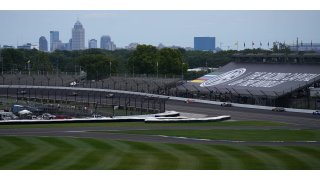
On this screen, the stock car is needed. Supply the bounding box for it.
[313,110,320,115]
[272,107,285,112]
[221,102,232,107]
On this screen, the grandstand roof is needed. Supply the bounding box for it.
[184,62,320,97]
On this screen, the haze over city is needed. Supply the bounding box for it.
[1,10,320,50]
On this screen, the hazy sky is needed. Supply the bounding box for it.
[0,10,320,49]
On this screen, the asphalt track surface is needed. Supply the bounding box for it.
[1,87,320,145]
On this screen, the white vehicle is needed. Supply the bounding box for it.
[42,113,56,120]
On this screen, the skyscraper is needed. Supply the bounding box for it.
[50,31,59,52]
[88,39,97,49]
[194,37,216,51]
[100,35,111,49]
[100,35,116,51]
[39,36,48,52]
[72,21,85,50]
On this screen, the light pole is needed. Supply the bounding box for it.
[27,59,30,76]
[156,61,159,78]
[132,59,135,77]
[181,62,185,80]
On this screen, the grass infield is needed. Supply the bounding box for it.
[0,136,320,170]
[0,120,286,129]
[97,129,320,142]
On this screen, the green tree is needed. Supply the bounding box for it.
[128,45,158,74]
[77,54,114,80]
[158,48,186,75]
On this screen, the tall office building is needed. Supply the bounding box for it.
[39,36,48,52]
[100,35,111,49]
[194,37,216,51]
[88,39,97,49]
[100,35,116,50]
[72,21,85,50]
[50,31,60,52]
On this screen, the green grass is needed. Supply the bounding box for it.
[0,120,286,129]
[0,136,320,170]
[98,129,320,142]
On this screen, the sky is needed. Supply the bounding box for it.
[0,10,320,50]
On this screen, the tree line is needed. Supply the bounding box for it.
[0,43,294,80]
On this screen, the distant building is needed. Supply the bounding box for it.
[194,37,216,51]
[88,39,97,49]
[125,43,139,50]
[2,45,14,49]
[100,35,116,51]
[39,36,48,52]
[50,31,60,52]
[17,43,32,50]
[72,21,85,50]
[157,43,165,49]
[100,35,111,49]
[288,43,320,52]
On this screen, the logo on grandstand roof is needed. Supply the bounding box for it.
[200,68,246,87]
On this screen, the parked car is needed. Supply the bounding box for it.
[68,92,78,96]
[185,99,195,103]
[272,107,285,112]
[17,90,27,95]
[41,113,56,120]
[106,93,114,98]
[221,102,232,107]
[54,115,72,119]
[313,110,320,115]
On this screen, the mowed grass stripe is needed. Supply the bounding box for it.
[42,137,91,170]
[145,142,181,170]
[196,144,241,169]
[110,141,158,170]
[242,146,286,170]
[15,137,57,170]
[165,143,200,170]
[143,143,194,170]
[211,145,267,170]
[0,138,19,160]
[1,136,320,170]
[168,143,221,170]
[32,137,76,169]
[57,138,96,170]
[290,146,320,162]
[91,140,130,169]
[19,137,65,170]
[250,146,309,170]
[63,138,117,170]
[0,136,36,169]
[278,146,320,170]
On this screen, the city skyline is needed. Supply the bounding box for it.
[0,11,320,50]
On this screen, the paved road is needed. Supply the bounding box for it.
[166,100,320,129]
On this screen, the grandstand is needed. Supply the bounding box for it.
[0,72,81,86]
[77,76,180,94]
[0,72,180,97]
[177,62,320,109]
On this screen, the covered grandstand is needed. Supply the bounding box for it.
[177,62,320,109]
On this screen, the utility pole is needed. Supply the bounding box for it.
[109,60,112,77]
[0,49,3,75]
